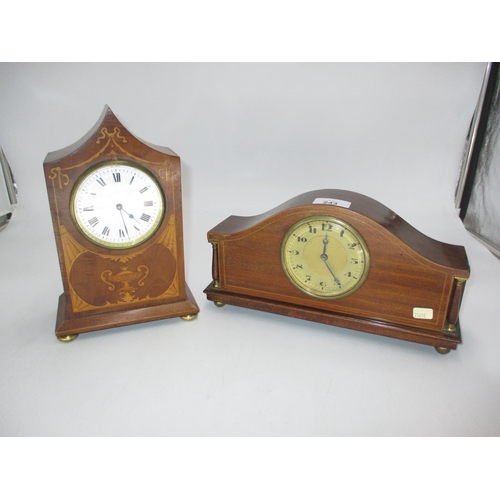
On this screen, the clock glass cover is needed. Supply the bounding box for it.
[281,216,370,299]
[71,161,165,249]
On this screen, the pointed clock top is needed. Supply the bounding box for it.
[44,105,178,164]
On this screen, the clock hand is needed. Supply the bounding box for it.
[320,235,330,262]
[323,258,342,288]
[117,204,131,238]
[320,235,341,288]
[120,206,142,225]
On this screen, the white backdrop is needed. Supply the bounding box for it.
[1,63,498,439]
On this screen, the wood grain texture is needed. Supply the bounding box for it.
[44,105,198,338]
[205,190,470,350]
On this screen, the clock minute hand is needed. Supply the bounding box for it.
[117,204,131,239]
[320,235,341,288]
[323,258,341,288]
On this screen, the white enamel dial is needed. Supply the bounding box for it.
[71,161,165,249]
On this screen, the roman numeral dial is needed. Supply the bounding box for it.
[71,161,165,249]
[281,216,370,299]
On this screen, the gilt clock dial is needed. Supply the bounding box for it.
[44,105,199,342]
[71,161,164,249]
[282,216,370,299]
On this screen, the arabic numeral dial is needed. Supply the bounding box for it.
[281,216,370,299]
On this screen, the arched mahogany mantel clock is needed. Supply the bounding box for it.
[44,105,199,342]
[204,190,470,354]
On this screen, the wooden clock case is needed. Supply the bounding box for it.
[44,106,198,340]
[204,190,470,353]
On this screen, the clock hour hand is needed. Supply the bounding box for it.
[322,235,329,256]
[320,235,341,288]
[119,205,142,225]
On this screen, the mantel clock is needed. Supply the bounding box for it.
[44,106,199,341]
[204,190,470,354]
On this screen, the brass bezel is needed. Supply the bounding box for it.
[70,159,165,250]
[281,216,370,299]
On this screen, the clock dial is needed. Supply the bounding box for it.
[281,216,370,299]
[71,161,164,249]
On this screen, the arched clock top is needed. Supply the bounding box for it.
[207,189,469,272]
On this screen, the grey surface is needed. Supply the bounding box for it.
[1,63,498,438]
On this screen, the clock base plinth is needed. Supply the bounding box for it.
[54,284,199,339]
[203,282,461,352]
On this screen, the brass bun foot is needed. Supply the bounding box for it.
[214,301,225,307]
[181,314,198,321]
[435,346,451,355]
[57,334,79,343]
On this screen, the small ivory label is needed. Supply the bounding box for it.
[313,197,351,208]
[413,307,433,320]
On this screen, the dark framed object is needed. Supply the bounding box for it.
[456,62,500,258]
[0,147,18,232]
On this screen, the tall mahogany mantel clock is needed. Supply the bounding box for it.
[204,190,470,354]
[44,106,199,342]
